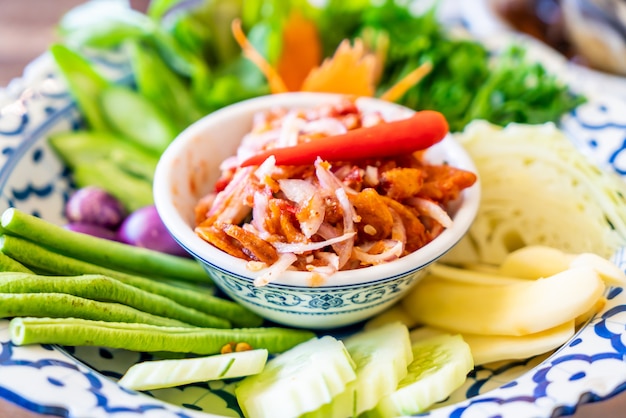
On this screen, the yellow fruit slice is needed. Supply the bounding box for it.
[428,263,524,286]
[402,266,605,336]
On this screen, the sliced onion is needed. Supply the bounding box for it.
[254,155,276,182]
[389,207,407,252]
[253,252,298,287]
[272,232,356,254]
[278,179,316,204]
[314,158,357,196]
[279,179,325,238]
[208,166,255,224]
[238,128,282,159]
[250,190,272,239]
[353,240,404,265]
[276,112,305,148]
[334,188,357,268]
[302,117,347,136]
[406,197,453,228]
[315,251,340,271]
[364,165,380,186]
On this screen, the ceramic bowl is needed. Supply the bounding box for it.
[153,92,480,329]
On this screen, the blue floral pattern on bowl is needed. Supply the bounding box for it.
[206,265,423,327]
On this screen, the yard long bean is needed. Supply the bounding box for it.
[0,208,207,282]
[0,236,262,327]
[0,293,193,327]
[0,272,230,329]
[0,253,32,273]
[10,317,316,355]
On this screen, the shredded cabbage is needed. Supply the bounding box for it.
[444,120,626,265]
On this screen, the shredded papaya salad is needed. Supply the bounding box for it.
[194,98,477,286]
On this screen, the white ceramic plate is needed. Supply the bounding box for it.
[3,5,626,418]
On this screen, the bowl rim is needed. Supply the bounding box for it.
[154,92,481,288]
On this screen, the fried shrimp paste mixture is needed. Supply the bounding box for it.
[194,98,476,284]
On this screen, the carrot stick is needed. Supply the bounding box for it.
[239,110,449,167]
[379,62,433,103]
[231,19,288,94]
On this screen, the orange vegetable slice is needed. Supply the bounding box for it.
[379,62,433,102]
[276,11,322,91]
[231,19,288,94]
[300,39,377,97]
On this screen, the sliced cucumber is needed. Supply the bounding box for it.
[366,333,474,417]
[303,322,413,418]
[235,336,356,418]
[118,349,268,391]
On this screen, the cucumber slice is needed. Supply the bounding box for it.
[235,336,356,418]
[118,349,268,391]
[366,334,474,417]
[303,322,413,418]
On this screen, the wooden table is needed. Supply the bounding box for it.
[1,1,626,417]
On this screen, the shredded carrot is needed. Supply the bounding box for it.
[232,16,428,102]
[231,19,288,94]
[379,62,433,102]
[300,39,377,97]
[276,11,322,91]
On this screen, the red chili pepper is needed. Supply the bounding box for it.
[239,110,449,167]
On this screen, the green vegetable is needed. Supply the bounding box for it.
[0,253,32,274]
[49,44,112,131]
[235,336,356,418]
[9,317,315,355]
[49,130,159,182]
[0,208,206,282]
[72,160,154,212]
[460,45,586,128]
[100,86,178,155]
[0,272,230,329]
[0,234,262,328]
[118,348,269,391]
[365,334,474,417]
[312,1,583,132]
[0,292,192,328]
[128,41,204,131]
[303,322,413,418]
[58,1,156,48]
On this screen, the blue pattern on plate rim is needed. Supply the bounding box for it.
[3,36,626,418]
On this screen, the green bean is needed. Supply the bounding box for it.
[0,272,230,329]
[0,235,262,327]
[0,253,32,273]
[1,208,207,282]
[10,317,316,355]
[0,293,193,328]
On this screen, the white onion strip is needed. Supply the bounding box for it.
[406,197,453,228]
[253,253,298,287]
[272,232,356,254]
[353,240,404,265]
